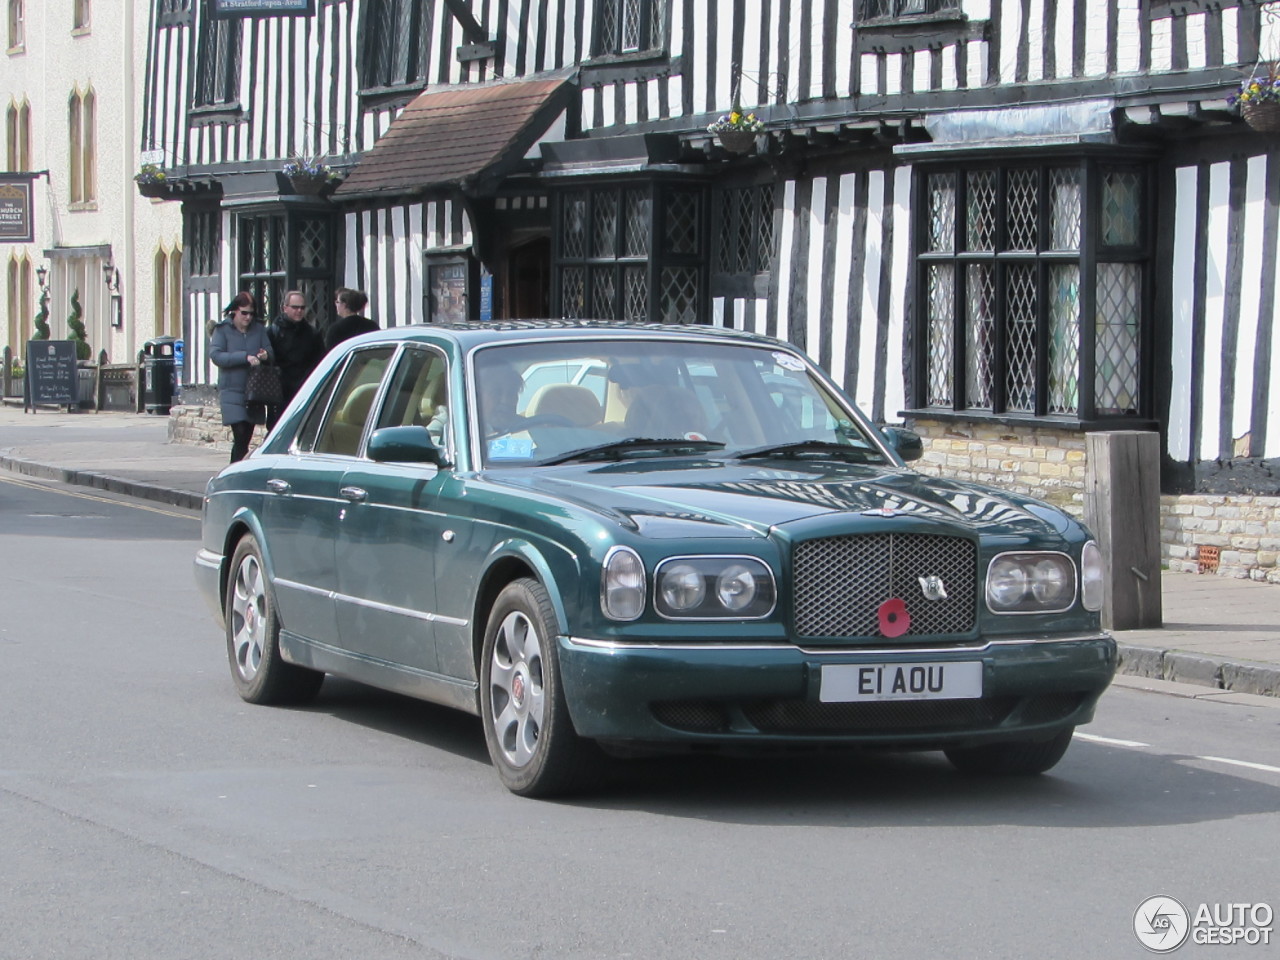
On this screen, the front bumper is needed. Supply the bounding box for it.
[193,547,226,627]
[558,633,1116,749]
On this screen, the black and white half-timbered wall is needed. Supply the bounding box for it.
[143,0,1280,582]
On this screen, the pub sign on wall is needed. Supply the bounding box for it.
[209,0,315,17]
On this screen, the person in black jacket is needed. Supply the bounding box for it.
[324,287,378,352]
[266,289,325,430]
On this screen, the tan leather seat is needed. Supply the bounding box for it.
[623,386,708,438]
[525,383,603,427]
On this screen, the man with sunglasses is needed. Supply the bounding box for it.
[266,290,325,430]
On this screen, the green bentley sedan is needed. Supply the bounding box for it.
[194,321,1116,797]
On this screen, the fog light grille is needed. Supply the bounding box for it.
[742,697,1016,733]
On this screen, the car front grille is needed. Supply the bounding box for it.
[792,533,977,639]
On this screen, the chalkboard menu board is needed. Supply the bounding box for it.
[25,340,78,409]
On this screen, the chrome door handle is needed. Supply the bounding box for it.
[340,486,368,503]
[266,479,291,494]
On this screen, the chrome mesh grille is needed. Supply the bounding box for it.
[742,697,1016,733]
[792,534,977,639]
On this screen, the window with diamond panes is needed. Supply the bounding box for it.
[713,184,774,277]
[916,161,1148,421]
[555,183,705,323]
[193,6,240,107]
[361,0,428,90]
[859,0,961,21]
[594,0,666,56]
[235,212,334,322]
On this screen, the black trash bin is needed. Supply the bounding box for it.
[142,336,178,415]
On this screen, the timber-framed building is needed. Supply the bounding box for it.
[142,0,1280,581]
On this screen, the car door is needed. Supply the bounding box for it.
[333,345,455,675]
[264,346,395,647]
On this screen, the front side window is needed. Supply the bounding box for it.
[361,0,426,90]
[858,0,961,21]
[554,183,704,324]
[593,0,666,56]
[917,160,1148,421]
[309,347,396,456]
[68,87,95,204]
[193,7,240,108]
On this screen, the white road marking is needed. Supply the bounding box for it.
[1074,732,1150,748]
[1196,756,1280,775]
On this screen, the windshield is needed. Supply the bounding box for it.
[471,338,890,468]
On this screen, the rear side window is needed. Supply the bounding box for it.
[307,347,395,456]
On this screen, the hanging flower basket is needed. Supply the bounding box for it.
[288,175,331,195]
[716,129,758,154]
[136,181,169,199]
[1242,100,1280,134]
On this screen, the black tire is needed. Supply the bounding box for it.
[225,534,324,706]
[480,578,597,797]
[944,727,1074,775]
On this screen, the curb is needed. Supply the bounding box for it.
[1116,642,1280,699]
[0,454,204,511]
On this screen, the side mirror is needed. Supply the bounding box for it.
[366,426,448,466]
[880,426,924,463]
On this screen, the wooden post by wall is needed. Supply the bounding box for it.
[1084,431,1163,630]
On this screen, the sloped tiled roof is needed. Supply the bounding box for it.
[335,75,573,198]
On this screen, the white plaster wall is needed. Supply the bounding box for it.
[1,0,181,367]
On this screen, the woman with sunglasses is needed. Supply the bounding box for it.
[209,292,275,463]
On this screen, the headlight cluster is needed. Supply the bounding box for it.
[601,550,775,621]
[985,551,1077,613]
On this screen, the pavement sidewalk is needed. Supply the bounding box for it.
[2,404,1278,700]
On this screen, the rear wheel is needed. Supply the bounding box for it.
[480,578,597,797]
[225,534,324,705]
[944,727,1074,775]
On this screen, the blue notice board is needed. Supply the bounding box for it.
[479,272,494,322]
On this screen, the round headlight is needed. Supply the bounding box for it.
[987,560,1029,609]
[602,547,645,620]
[716,564,758,612]
[659,562,705,611]
[1030,557,1073,605]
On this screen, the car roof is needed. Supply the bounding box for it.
[347,320,790,353]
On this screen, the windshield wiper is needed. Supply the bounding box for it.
[540,437,725,466]
[732,439,881,462]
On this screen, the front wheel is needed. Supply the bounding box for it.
[480,578,597,797]
[225,534,324,705]
[944,727,1074,775]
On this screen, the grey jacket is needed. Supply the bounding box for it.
[209,319,275,425]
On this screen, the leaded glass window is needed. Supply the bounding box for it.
[595,0,666,56]
[554,182,706,324]
[235,211,335,321]
[193,6,240,107]
[362,0,427,90]
[916,160,1148,421]
[713,184,774,276]
[859,0,961,22]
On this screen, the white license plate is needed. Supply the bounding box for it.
[820,661,983,703]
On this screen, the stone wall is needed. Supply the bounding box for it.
[168,403,233,453]
[908,417,1279,584]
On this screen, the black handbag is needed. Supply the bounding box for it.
[245,363,283,405]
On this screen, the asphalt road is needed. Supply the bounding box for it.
[2,473,1277,960]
